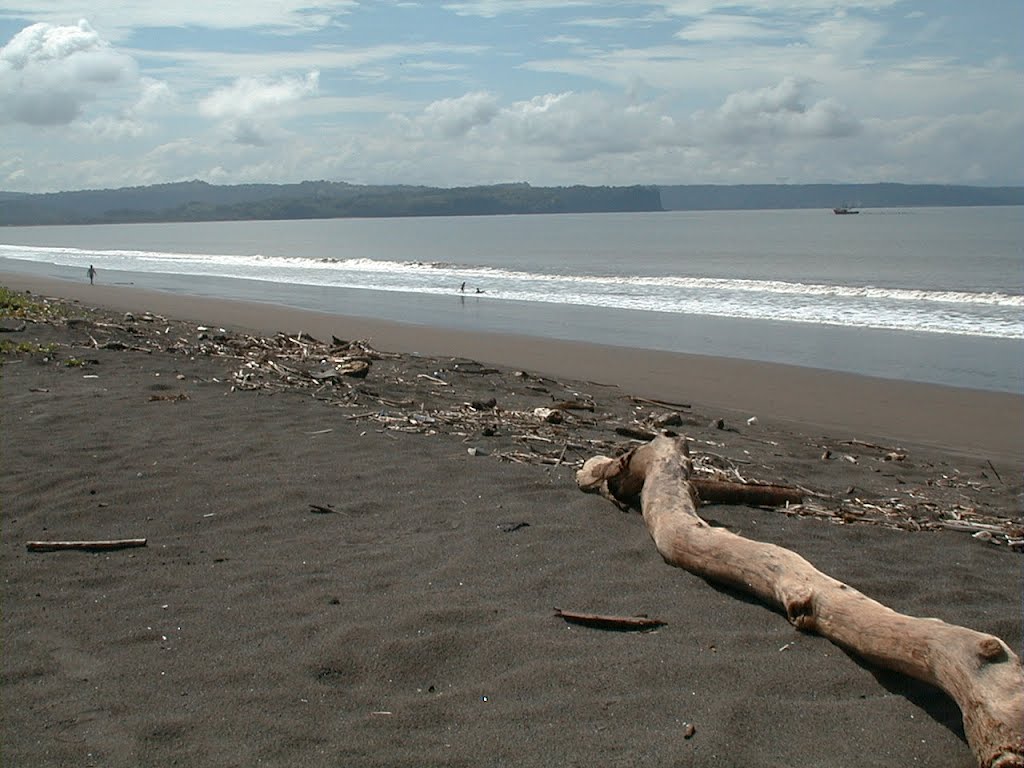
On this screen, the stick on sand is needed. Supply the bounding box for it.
[26,538,148,552]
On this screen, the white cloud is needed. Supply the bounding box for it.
[395,89,683,164]
[0,20,137,126]
[138,42,489,84]
[804,13,886,62]
[443,0,597,18]
[199,71,319,119]
[81,79,176,140]
[701,77,861,141]
[0,1,358,40]
[199,71,319,145]
[0,1,1020,192]
[674,14,781,42]
[493,91,680,160]
[417,90,499,137]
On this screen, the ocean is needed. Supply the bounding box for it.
[1,206,1021,393]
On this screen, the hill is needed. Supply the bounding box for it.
[2,181,1020,226]
[0,181,661,226]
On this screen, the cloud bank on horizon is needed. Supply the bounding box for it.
[0,1,1021,193]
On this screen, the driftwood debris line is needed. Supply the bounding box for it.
[12,297,1019,549]
[577,436,1024,768]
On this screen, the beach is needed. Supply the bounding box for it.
[2,276,1021,768]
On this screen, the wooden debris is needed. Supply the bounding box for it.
[534,407,563,424]
[554,608,667,632]
[26,538,147,552]
[577,436,1024,768]
[416,373,449,386]
[10,290,1019,550]
[497,522,530,533]
[692,478,805,507]
[615,425,658,442]
[629,395,691,410]
[840,438,903,452]
[148,393,189,402]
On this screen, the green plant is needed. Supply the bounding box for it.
[0,340,59,356]
[0,286,69,322]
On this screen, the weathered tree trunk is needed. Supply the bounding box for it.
[577,436,1024,768]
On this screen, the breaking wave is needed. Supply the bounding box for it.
[2,244,1021,339]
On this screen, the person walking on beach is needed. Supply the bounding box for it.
[87,265,97,285]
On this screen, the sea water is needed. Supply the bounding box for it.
[1,207,1021,393]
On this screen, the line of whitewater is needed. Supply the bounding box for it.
[3,245,1021,309]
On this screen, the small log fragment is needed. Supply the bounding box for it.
[554,608,667,632]
[576,436,1024,768]
[338,360,370,378]
[26,538,147,552]
[416,373,449,386]
[615,425,658,441]
[309,369,341,381]
[629,395,691,410]
[692,478,805,507]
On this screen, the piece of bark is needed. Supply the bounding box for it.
[576,436,1024,768]
[26,538,147,552]
[554,608,667,632]
[692,478,805,507]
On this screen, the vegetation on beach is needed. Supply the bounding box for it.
[0,285,68,323]
[0,285,68,362]
[0,339,57,357]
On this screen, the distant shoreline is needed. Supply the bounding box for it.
[2,180,1021,226]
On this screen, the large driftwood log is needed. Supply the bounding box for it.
[577,436,1024,768]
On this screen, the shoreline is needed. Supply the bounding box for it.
[2,271,1022,461]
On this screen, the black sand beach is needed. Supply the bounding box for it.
[2,278,1021,767]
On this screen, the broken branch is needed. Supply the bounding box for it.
[26,538,147,552]
[554,608,667,632]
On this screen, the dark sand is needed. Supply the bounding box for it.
[2,278,1022,768]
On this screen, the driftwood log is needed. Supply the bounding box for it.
[577,436,1024,768]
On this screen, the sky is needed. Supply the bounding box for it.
[1,1,1022,193]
